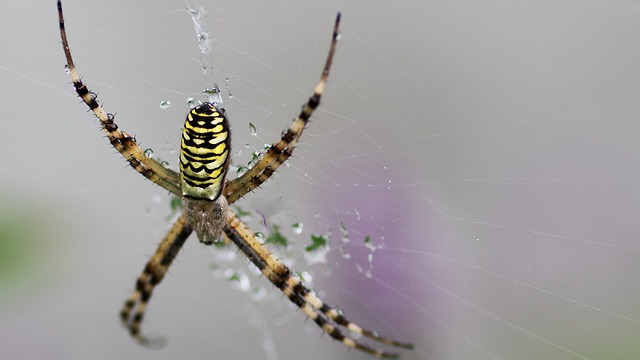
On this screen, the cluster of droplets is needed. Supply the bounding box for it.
[383,165,392,189]
[157,4,225,111]
[144,148,170,168]
[248,150,263,169]
[235,123,270,178]
[357,235,379,278]
[184,85,224,110]
[200,204,383,306]
[186,0,212,54]
[207,210,314,302]
[208,230,268,301]
[339,222,351,260]
[203,86,223,106]
[324,217,382,278]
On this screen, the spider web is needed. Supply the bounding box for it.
[1,1,640,360]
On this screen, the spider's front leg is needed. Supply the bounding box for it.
[57,0,181,196]
[223,13,341,204]
[119,213,193,346]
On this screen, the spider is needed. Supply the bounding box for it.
[57,1,413,358]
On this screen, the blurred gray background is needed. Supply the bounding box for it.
[2,1,640,360]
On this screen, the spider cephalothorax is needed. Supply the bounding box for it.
[58,1,412,357]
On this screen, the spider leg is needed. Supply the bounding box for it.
[120,213,193,346]
[57,0,181,196]
[283,277,414,350]
[223,13,341,204]
[224,209,413,358]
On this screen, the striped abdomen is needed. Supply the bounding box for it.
[180,103,231,200]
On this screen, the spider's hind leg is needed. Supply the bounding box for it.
[223,209,413,358]
[120,213,192,345]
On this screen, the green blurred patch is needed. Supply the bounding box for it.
[305,234,328,252]
[266,224,289,247]
[0,203,48,292]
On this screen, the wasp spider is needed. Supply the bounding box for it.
[58,1,413,357]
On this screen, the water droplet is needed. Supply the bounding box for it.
[248,152,262,168]
[336,31,343,41]
[237,166,248,177]
[250,286,267,301]
[187,97,200,108]
[292,223,304,234]
[255,232,265,242]
[144,148,154,158]
[203,86,223,105]
[224,269,250,292]
[160,160,170,168]
[339,223,349,243]
[159,100,171,109]
[300,271,313,283]
[387,179,392,189]
[249,122,257,136]
[203,87,218,96]
[364,235,376,251]
[213,248,236,262]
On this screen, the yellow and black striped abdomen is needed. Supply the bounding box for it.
[180,103,231,200]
